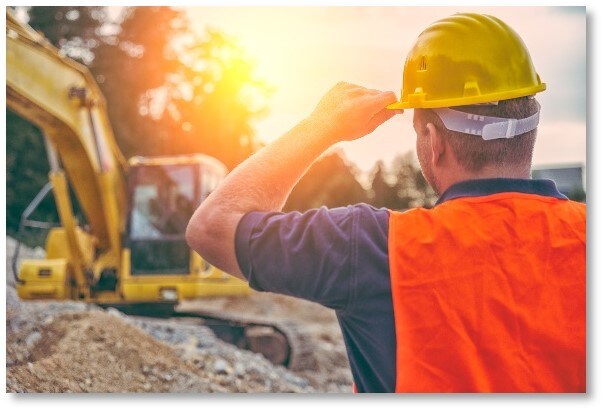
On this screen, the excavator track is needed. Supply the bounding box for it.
[172,309,317,371]
[108,303,316,371]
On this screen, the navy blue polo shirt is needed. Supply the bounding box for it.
[234,178,568,393]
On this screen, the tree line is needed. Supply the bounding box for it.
[6,6,434,245]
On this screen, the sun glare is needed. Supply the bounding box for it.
[185,7,585,173]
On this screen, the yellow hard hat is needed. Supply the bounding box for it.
[388,13,546,109]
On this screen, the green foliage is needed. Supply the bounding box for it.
[88,7,271,167]
[89,7,188,157]
[390,152,437,209]
[23,6,271,166]
[25,6,107,65]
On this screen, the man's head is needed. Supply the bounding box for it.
[413,96,540,194]
[388,13,546,194]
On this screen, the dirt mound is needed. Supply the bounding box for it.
[8,312,211,392]
[6,311,312,393]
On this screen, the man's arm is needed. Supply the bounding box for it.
[186,82,400,279]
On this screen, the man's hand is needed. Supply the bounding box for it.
[307,82,402,144]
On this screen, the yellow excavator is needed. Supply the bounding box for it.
[7,10,312,369]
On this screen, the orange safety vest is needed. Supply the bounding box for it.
[388,192,586,392]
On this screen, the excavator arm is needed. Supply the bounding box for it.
[7,10,126,288]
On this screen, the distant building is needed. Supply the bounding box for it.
[532,164,585,201]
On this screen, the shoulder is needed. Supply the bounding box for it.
[234,203,390,310]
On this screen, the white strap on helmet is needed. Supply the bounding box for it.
[432,103,541,140]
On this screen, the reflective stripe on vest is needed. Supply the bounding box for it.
[388,192,586,392]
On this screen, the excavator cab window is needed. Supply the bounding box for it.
[127,163,198,275]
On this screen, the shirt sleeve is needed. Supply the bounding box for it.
[234,204,389,311]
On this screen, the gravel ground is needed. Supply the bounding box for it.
[178,294,353,391]
[5,237,353,393]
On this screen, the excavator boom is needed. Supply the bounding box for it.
[7,10,126,253]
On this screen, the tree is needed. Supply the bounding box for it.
[392,152,437,209]
[89,7,271,167]
[24,6,270,165]
[284,151,369,211]
[369,160,404,209]
[89,7,188,157]
[25,6,106,65]
[372,152,438,211]
[370,161,389,207]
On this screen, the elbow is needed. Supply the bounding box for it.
[186,207,211,258]
[187,201,243,277]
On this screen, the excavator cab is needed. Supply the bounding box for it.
[119,155,250,304]
[127,161,196,275]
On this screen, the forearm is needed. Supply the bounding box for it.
[187,117,334,277]
[213,116,334,214]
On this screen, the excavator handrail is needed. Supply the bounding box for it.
[11,181,56,282]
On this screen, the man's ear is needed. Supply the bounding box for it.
[426,122,445,167]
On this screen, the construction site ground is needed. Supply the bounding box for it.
[5,238,353,393]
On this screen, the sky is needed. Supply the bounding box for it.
[185,6,586,173]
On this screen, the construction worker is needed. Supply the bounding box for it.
[186,13,586,392]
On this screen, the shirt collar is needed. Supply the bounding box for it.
[436,178,568,206]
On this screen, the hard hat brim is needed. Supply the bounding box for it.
[386,83,546,110]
